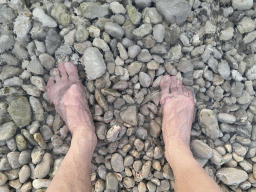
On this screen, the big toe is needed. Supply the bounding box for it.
[160,75,171,98]
[64,62,79,82]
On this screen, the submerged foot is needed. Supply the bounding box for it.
[160,75,195,153]
[46,62,96,143]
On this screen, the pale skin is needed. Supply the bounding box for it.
[45,62,222,192]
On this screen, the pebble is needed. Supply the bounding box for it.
[0,35,15,54]
[120,105,138,126]
[0,122,17,141]
[19,150,31,165]
[199,109,222,139]
[139,72,151,87]
[220,27,234,41]
[128,45,141,59]
[110,2,126,14]
[32,179,51,189]
[123,177,135,189]
[216,168,248,185]
[82,47,106,80]
[232,0,253,10]
[111,153,124,172]
[156,0,191,24]
[13,15,31,40]
[78,2,109,20]
[33,8,57,28]
[133,24,153,39]
[75,25,89,43]
[31,146,45,165]
[105,22,124,39]
[33,133,47,150]
[51,2,70,27]
[141,161,151,179]
[19,165,30,183]
[190,139,213,159]
[45,29,61,55]
[7,152,21,169]
[210,149,224,165]
[106,125,121,142]
[237,17,255,34]
[217,113,236,124]
[0,172,7,185]
[105,172,118,191]
[93,38,110,52]
[15,134,27,151]
[34,153,52,179]
[39,53,55,70]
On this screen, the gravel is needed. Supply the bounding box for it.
[0,0,256,191]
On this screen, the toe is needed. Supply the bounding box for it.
[160,75,171,99]
[170,76,182,93]
[52,68,61,82]
[64,62,79,82]
[46,77,55,102]
[182,86,189,96]
[58,63,68,80]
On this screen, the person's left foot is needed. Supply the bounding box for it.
[46,62,96,144]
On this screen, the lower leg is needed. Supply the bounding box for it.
[160,75,222,192]
[165,139,222,192]
[46,131,96,192]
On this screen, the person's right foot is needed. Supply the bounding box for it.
[160,75,195,151]
[46,62,96,146]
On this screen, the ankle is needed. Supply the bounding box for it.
[72,130,97,149]
[165,139,193,165]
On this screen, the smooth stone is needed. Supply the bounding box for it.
[120,105,138,126]
[199,109,222,139]
[33,8,57,28]
[216,168,248,185]
[217,113,236,124]
[0,172,7,185]
[132,24,153,39]
[39,53,55,70]
[232,0,253,10]
[34,153,52,179]
[82,47,106,80]
[156,0,191,24]
[7,152,21,169]
[111,153,124,172]
[8,97,31,128]
[78,2,109,19]
[32,179,51,189]
[15,134,27,151]
[0,122,17,141]
[51,2,70,27]
[139,72,151,88]
[19,165,30,183]
[106,173,118,191]
[105,22,124,39]
[45,29,61,55]
[190,139,213,159]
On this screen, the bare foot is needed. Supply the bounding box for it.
[160,75,195,156]
[46,62,96,144]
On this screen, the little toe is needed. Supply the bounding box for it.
[64,62,79,82]
[182,86,189,97]
[58,63,68,80]
[52,68,61,82]
[160,75,171,98]
[46,77,54,100]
